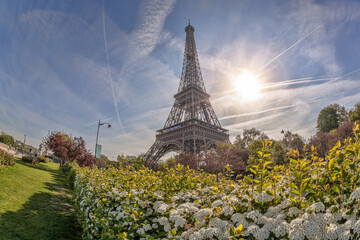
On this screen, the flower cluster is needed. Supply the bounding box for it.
[73,125,360,239]
[73,164,360,240]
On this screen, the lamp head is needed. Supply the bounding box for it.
[107,124,111,128]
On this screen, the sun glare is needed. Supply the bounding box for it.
[234,70,261,100]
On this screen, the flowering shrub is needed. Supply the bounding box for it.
[37,156,52,163]
[21,155,39,164]
[0,149,16,166]
[74,125,360,239]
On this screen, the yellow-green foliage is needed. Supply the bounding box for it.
[37,156,51,163]
[74,125,360,240]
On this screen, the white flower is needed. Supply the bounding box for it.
[288,228,305,240]
[338,230,351,240]
[324,212,335,224]
[136,228,145,235]
[211,200,223,208]
[310,202,325,213]
[143,224,152,231]
[194,208,212,221]
[280,199,293,208]
[163,223,171,232]
[245,224,259,236]
[265,206,281,218]
[174,217,186,228]
[229,196,239,205]
[289,218,303,229]
[287,207,302,217]
[201,227,218,239]
[255,192,273,203]
[171,196,179,201]
[209,217,228,230]
[154,201,168,215]
[273,221,288,238]
[253,227,270,240]
[189,206,199,213]
[158,217,169,226]
[303,220,321,239]
[246,210,261,222]
[230,213,244,223]
[349,187,360,201]
[257,215,269,225]
[325,223,342,240]
[189,232,202,240]
[354,219,360,235]
[220,206,234,216]
[344,218,355,230]
[333,212,342,222]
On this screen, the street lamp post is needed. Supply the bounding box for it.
[95,119,111,159]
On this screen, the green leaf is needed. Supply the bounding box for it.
[249,168,257,175]
[333,186,341,194]
[264,161,272,167]
[230,225,236,237]
[289,196,297,203]
[290,189,299,195]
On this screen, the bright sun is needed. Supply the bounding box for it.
[234,69,261,100]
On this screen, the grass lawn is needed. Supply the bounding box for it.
[0,160,81,240]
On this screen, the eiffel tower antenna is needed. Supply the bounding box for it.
[144,23,229,167]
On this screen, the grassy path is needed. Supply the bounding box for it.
[0,161,81,240]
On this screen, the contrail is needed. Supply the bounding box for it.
[259,25,322,73]
[260,76,334,89]
[219,98,326,121]
[102,0,127,137]
[262,67,360,107]
[211,75,335,99]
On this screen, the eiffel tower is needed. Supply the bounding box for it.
[144,22,229,167]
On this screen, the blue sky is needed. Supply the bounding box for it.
[1,0,360,159]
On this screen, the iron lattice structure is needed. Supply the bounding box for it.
[144,23,229,167]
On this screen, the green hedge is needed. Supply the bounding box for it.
[37,156,51,163]
[0,149,16,166]
[64,162,78,189]
[21,156,39,165]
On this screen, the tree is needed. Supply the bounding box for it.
[317,104,349,133]
[337,121,355,140]
[0,135,15,147]
[176,153,198,170]
[158,157,177,171]
[203,142,248,175]
[43,131,95,170]
[308,132,338,158]
[234,128,269,149]
[281,131,305,153]
[330,103,349,124]
[95,154,110,168]
[317,106,339,133]
[349,102,360,122]
[116,155,146,170]
[309,121,355,157]
[246,140,268,170]
[272,141,286,165]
